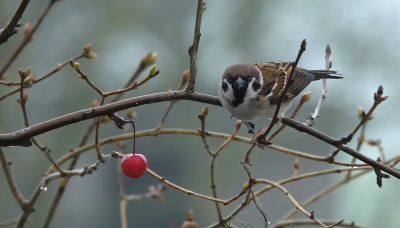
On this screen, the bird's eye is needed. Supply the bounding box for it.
[246,75,252,81]
[227,75,233,82]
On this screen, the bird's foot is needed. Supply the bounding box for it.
[244,121,255,134]
[252,125,272,147]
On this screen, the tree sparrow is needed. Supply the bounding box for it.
[218,62,343,133]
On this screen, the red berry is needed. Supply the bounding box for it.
[121,153,147,178]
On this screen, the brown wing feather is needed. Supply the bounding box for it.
[253,62,316,105]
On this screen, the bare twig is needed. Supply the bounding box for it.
[210,121,241,221]
[50,128,368,175]
[255,39,307,145]
[0,0,30,45]
[155,69,189,133]
[112,151,253,205]
[281,117,400,179]
[186,0,205,92]
[273,219,366,228]
[0,54,83,102]
[0,218,19,227]
[266,92,310,141]
[0,0,59,78]
[0,147,27,209]
[306,44,331,126]
[255,179,331,228]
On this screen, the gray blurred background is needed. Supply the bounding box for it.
[1,0,400,227]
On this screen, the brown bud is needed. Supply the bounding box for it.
[56,63,63,71]
[300,92,311,103]
[187,209,194,221]
[23,23,31,37]
[140,52,158,68]
[83,43,93,53]
[235,120,242,129]
[377,85,383,95]
[92,99,99,107]
[116,140,126,149]
[357,106,365,119]
[17,68,23,76]
[69,147,74,152]
[366,139,381,146]
[293,159,299,170]
[7,161,12,166]
[358,135,365,144]
[126,108,137,119]
[202,106,209,117]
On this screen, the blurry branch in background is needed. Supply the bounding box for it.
[116,144,166,228]
[112,151,255,205]
[0,0,60,78]
[186,0,205,92]
[274,219,367,228]
[0,0,29,45]
[198,105,242,222]
[155,69,189,134]
[0,0,398,227]
[0,147,27,209]
[43,53,158,228]
[306,44,332,126]
[257,179,333,228]
[0,46,88,102]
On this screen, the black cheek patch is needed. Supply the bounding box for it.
[252,81,261,91]
[221,82,228,92]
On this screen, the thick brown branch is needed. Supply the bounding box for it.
[0,91,221,147]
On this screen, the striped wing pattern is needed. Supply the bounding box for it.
[252,62,315,105]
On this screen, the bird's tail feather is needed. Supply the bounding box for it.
[308,70,343,80]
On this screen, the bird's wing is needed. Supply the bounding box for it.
[253,62,315,105]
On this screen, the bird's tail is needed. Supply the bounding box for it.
[308,70,343,80]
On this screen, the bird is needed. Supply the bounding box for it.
[217,61,343,134]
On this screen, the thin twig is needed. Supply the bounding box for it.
[112,150,253,205]
[0,0,30,45]
[256,179,331,228]
[273,219,366,228]
[49,128,368,175]
[272,157,400,225]
[0,54,83,102]
[0,147,27,209]
[0,0,58,78]
[43,55,156,227]
[186,0,205,92]
[210,121,241,222]
[306,44,332,126]
[256,39,307,145]
[0,218,19,227]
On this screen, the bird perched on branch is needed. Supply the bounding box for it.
[218,62,343,134]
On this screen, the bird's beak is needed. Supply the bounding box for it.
[233,77,245,89]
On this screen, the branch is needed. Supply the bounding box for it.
[0,91,221,147]
[0,0,30,45]
[0,147,27,209]
[0,0,59,78]
[49,128,368,175]
[255,39,307,145]
[306,44,332,126]
[254,179,332,228]
[186,0,205,92]
[273,219,366,228]
[112,151,254,205]
[281,117,400,180]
